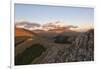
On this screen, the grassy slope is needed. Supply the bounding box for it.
[15,44,46,65]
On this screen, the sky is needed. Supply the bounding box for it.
[15,4,94,31]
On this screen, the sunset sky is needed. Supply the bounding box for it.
[15,4,94,31]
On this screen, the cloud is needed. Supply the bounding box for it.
[66,25,78,28]
[15,21,78,31]
[15,21,41,29]
[42,22,78,30]
[42,22,57,29]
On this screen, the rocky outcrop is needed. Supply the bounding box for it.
[37,44,69,64]
[66,29,94,62]
[36,29,94,64]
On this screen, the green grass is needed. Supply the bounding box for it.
[15,44,46,65]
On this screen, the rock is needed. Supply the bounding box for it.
[37,45,69,64]
[33,29,94,64]
[66,29,94,62]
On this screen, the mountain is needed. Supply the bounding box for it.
[67,29,94,61]
[32,29,94,63]
[15,27,36,37]
[48,28,72,33]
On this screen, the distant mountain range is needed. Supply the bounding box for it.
[15,21,79,32]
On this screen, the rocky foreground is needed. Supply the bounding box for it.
[33,29,94,64]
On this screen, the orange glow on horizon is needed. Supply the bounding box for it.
[15,21,94,32]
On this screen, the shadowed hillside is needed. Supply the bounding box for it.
[15,44,46,65]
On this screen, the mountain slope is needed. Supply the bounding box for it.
[15,27,36,37]
[32,29,94,64]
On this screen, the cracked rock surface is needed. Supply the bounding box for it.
[36,29,94,64]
